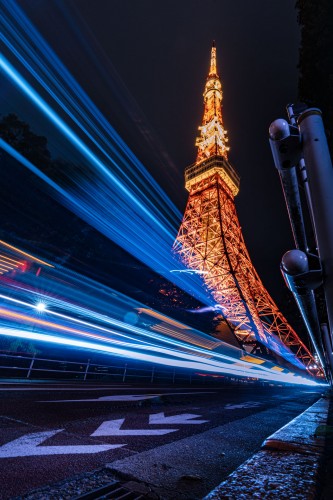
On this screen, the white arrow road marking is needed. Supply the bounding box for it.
[41,391,216,403]
[91,419,178,437]
[149,413,208,424]
[225,402,261,410]
[0,430,124,458]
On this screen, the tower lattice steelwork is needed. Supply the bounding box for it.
[174,43,320,375]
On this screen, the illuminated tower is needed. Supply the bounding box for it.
[174,43,319,374]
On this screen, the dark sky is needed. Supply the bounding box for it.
[12,0,301,305]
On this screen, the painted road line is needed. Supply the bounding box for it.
[149,413,208,424]
[0,385,212,390]
[0,430,124,458]
[40,391,216,403]
[91,419,178,437]
[44,395,161,402]
[0,386,129,391]
[224,402,261,410]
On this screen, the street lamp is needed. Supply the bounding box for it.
[35,301,47,313]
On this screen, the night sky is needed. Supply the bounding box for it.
[7,0,301,305]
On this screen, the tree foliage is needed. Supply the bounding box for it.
[0,113,52,170]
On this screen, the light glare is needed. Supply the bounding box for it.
[35,302,47,312]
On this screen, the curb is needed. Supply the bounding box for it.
[204,397,329,499]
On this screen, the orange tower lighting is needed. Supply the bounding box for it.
[174,43,322,377]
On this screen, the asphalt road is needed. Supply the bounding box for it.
[0,382,323,499]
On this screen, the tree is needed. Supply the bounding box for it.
[0,113,52,170]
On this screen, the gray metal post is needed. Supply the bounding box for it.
[268,119,308,251]
[281,250,326,374]
[279,167,308,251]
[298,109,333,342]
[321,324,333,385]
[27,353,35,379]
[298,158,317,234]
[122,363,127,382]
[286,105,317,232]
[83,359,90,381]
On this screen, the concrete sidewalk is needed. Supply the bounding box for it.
[205,396,332,499]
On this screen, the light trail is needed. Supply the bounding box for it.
[0,245,323,386]
[0,325,321,386]
[0,2,181,238]
[0,239,54,267]
[0,291,288,375]
[0,260,306,378]
[0,2,323,375]
[0,1,176,222]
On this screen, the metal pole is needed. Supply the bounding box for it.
[268,119,308,251]
[321,324,333,385]
[298,158,317,234]
[298,109,333,342]
[83,359,90,381]
[281,250,326,374]
[27,353,35,379]
[286,105,317,233]
[278,167,308,251]
[122,363,127,383]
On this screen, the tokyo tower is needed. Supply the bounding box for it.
[174,43,320,375]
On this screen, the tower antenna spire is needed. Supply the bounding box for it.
[209,40,217,75]
[195,43,230,163]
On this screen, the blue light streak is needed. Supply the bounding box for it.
[0,292,269,372]
[0,57,166,233]
[0,326,321,386]
[0,247,323,386]
[0,0,176,222]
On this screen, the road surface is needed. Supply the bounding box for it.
[0,382,322,499]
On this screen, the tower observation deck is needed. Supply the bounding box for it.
[174,43,322,376]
